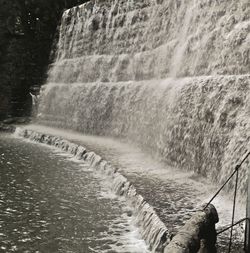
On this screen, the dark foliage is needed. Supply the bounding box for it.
[0,0,88,119]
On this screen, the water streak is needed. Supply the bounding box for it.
[169,0,197,77]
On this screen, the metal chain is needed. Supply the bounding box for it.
[228,168,239,253]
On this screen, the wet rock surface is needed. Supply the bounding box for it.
[0,117,31,133]
[0,123,16,133]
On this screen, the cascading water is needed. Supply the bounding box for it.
[39,76,250,197]
[39,0,250,194]
[169,0,197,77]
[34,0,250,251]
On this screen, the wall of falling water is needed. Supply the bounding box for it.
[38,0,250,196]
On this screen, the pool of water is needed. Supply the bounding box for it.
[0,133,148,253]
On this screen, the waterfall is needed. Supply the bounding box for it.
[38,77,250,197]
[35,0,250,249]
[48,0,250,83]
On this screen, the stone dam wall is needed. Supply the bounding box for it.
[37,0,250,197]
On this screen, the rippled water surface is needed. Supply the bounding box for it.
[0,134,148,253]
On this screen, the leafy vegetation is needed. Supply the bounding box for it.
[0,0,87,119]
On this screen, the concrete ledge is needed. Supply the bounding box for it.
[164,204,218,253]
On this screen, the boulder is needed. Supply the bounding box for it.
[164,204,218,253]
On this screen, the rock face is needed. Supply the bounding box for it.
[38,0,250,196]
[0,94,10,120]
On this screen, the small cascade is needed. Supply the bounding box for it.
[16,128,171,252]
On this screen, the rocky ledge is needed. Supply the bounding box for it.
[0,123,16,133]
[0,117,31,133]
